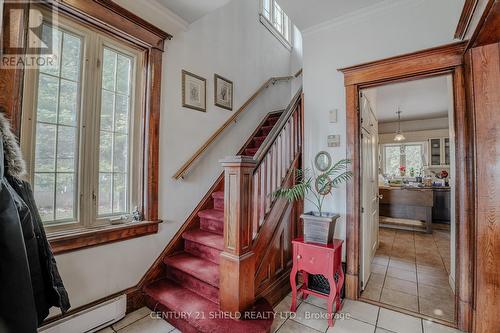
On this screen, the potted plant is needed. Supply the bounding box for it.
[399,165,406,177]
[273,152,352,245]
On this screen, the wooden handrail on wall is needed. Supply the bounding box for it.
[172,75,295,180]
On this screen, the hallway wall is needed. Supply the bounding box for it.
[301,0,464,259]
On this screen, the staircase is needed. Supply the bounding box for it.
[143,114,281,333]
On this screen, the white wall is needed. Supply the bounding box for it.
[50,0,302,314]
[302,0,463,259]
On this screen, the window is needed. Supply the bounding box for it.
[260,0,292,49]
[21,8,144,232]
[382,143,425,177]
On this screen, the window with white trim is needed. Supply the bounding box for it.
[382,143,425,177]
[260,0,292,49]
[21,8,144,231]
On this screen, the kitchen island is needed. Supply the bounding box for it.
[379,186,436,233]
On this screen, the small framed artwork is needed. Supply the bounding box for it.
[182,70,206,112]
[214,74,233,111]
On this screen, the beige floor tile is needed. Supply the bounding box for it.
[367,272,385,288]
[384,276,418,296]
[375,328,393,333]
[422,320,464,333]
[304,295,328,309]
[371,263,388,274]
[276,319,322,333]
[117,316,176,333]
[377,308,423,333]
[291,302,330,332]
[417,272,450,287]
[418,284,454,301]
[326,317,376,333]
[387,267,417,282]
[273,296,299,332]
[339,300,379,325]
[113,307,151,331]
[373,256,389,266]
[389,258,417,271]
[361,282,382,302]
[419,297,455,323]
[380,288,418,312]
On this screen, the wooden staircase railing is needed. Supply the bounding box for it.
[219,88,303,313]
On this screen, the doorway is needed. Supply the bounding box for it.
[339,42,474,332]
[359,75,456,324]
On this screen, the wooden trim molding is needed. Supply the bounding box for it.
[339,43,475,332]
[455,0,479,39]
[338,41,467,86]
[469,0,500,48]
[48,221,162,254]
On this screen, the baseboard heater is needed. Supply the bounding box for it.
[38,294,127,333]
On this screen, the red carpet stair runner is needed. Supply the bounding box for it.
[143,114,281,333]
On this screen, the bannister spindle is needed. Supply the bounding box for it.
[219,156,257,313]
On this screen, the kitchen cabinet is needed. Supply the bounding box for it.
[428,137,449,167]
[432,188,450,223]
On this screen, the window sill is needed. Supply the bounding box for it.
[259,15,292,51]
[48,220,162,255]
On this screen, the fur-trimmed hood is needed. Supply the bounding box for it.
[0,111,26,178]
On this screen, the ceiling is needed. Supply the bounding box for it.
[156,0,232,23]
[278,0,386,31]
[365,76,450,123]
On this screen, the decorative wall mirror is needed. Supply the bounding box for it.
[314,151,332,171]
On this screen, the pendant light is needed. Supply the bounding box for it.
[394,108,406,141]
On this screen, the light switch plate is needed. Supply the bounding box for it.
[329,109,338,123]
[328,135,340,147]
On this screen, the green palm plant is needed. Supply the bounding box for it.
[273,159,352,216]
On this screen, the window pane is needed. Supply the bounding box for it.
[40,24,62,76]
[263,0,271,18]
[56,125,77,172]
[113,134,128,173]
[100,90,114,131]
[37,74,59,123]
[116,54,131,95]
[60,33,81,81]
[102,48,117,91]
[33,26,83,225]
[115,94,129,133]
[405,145,423,175]
[98,47,133,217]
[34,173,55,222]
[113,173,127,213]
[273,2,283,33]
[99,131,113,172]
[58,79,78,126]
[384,145,401,176]
[98,173,112,215]
[55,173,75,220]
[35,123,57,172]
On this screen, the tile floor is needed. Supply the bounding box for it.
[361,227,455,322]
[99,296,464,333]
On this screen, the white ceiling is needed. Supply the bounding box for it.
[156,0,232,23]
[278,0,386,31]
[365,76,450,123]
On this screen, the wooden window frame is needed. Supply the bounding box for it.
[0,0,172,254]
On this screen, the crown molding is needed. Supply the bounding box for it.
[302,0,419,36]
[145,0,189,31]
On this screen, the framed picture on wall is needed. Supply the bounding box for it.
[214,74,233,111]
[182,70,206,112]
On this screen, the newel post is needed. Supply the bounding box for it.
[219,156,256,313]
